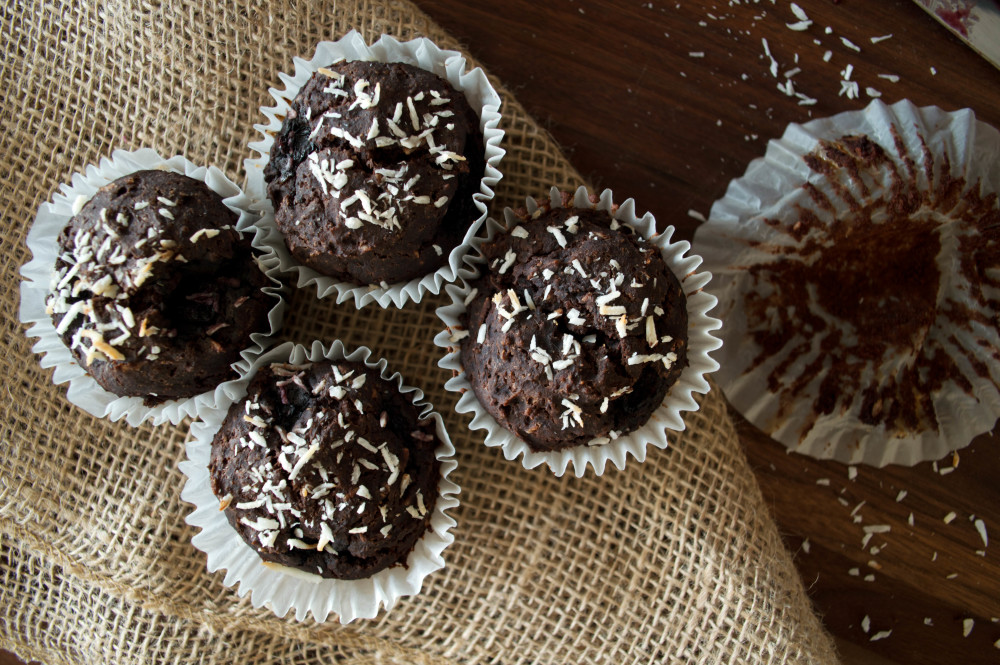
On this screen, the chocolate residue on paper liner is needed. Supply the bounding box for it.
[741,131,1000,440]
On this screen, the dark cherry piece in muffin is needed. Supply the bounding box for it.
[46,170,273,402]
[264,60,485,285]
[209,361,441,580]
[461,198,688,452]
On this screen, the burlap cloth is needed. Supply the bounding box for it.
[0,2,839,663]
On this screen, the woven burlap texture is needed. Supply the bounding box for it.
[0,1,838,663]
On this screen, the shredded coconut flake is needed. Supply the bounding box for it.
[975,519,989,548]
[71,195,88,215]
[498,250,517,274]
[841,36,861,52]
[863,524,890,534]
[599,304,626,316]
[547,226,567,248]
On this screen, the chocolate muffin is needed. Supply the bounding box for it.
[264,60,486,285]
[209,361,441,580]
[45,170,274,402]
[460,200,689,452]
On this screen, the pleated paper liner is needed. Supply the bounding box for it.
[694,99,1000,466]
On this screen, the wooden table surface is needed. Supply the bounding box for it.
[414,1,1000,664]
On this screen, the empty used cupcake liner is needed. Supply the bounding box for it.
[19,147,287,427]
[435,185,723,478]
[245,29,505,309]
[179,339,460,623]
[694,99,1000,467]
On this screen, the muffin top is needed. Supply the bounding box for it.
[46,170,274,401]
[264,60,485,286]
[460,202,689,451]
[209,361,441,580]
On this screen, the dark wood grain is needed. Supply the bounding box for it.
[0,651,32,665]
[419,0,1000,242]
[739,409,1000,665]
[414,1,1000,663]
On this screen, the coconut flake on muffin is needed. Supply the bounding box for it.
[46,169,274,403]
[209,360,441,579]
[460,196,689,452]
[264,61,485,287]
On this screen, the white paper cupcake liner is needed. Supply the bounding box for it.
[245,30,505,309]
[19,147,287,427]
[694,99,1000,467]
[435,186,723,478]
[179,340,460,623]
